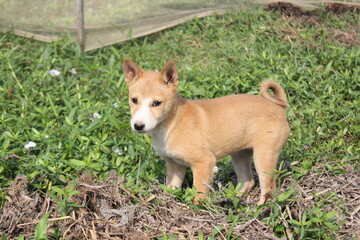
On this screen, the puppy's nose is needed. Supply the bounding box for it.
[134,122,145,131]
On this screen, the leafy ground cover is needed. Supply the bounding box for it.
[0,2,359,239]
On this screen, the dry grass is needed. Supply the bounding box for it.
[1,161,358,239]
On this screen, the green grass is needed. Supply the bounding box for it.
[0,4,359,239]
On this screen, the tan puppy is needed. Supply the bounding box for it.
[123,58,290,204]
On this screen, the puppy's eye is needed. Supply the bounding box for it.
[131,98,138,104]
[152,100,162,107]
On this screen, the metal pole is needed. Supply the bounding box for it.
[77,0,85,52]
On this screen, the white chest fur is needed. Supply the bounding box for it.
[150,131,168,158]
[148,127,189,167]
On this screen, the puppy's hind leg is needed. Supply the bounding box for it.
[231,149,255,196]
[253,146,280,205]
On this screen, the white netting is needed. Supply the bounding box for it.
[0,0,358,51]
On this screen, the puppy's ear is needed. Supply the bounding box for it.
[123,58,143,84]
[161,60,178,87]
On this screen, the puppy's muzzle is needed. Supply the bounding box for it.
[134,122,145,131]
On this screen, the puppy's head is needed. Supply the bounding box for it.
[123,58,179,133]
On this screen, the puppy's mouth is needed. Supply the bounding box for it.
[134,129,146,134]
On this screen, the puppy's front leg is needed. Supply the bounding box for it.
[165,158,186,188]
[191,157,216,204]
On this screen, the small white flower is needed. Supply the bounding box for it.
[113,147,123,156]
[49,69,61,76]
[113,103,119,108]
[70,68,77,74]
[213,166,219,174]
[44,135,49,139]
[92,113,101,119]
[90,113,102,121]
[25,141,37,149]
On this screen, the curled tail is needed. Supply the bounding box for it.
[260,80,289,108]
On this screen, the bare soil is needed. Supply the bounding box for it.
[266,2,360,16]
[265,2,360,47]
